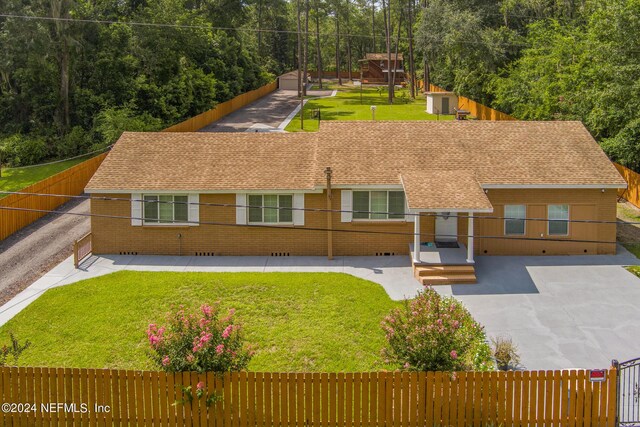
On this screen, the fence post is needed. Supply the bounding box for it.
[611,360,619,427]
[73,240,79,268]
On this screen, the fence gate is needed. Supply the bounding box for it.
[615,357,640,426]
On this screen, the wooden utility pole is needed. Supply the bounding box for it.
[300,96,304,129]
[325,167,333,260]
[407,0,416,98]
[315,0,323,89]
[303,0,310,96]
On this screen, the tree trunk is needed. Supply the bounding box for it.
[51,0,71,131]
[316,4,323,89]
[335,7,342,85]
[303,0,309,95]
[257,0,263,56]
[391,12,402,89]
[345,0,352,81]
[297,0,302,97]
[382,0,393,103]
[371,0,375,52]
[407,0,416,98]
[423,57,430,92]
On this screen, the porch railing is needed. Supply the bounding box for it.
[73,232,92,268]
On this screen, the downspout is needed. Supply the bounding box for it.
[325,167,333,260]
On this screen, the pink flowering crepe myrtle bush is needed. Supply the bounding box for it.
[381,288,494,372]
[147,303,254,373]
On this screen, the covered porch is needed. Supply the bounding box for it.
[401,170,494,285]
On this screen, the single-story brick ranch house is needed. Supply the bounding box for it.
[86,121,626,283]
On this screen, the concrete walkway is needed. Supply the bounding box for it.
[1,247,639,370]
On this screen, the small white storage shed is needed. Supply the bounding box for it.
[425,92,458,115]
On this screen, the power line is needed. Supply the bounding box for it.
[1,145,112,170]
[0,13,534,46]
[0,205,621,246]
[0,190,634,227]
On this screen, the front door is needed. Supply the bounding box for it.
[441,97,450,114]
[435,212,457,242]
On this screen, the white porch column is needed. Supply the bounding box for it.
[467,213,475,264]
[413,213,421,263]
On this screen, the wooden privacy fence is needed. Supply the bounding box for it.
[614,162,640,208]
[0,153,107,241]
[0,367,617,426]
[418,82,516,121]
[162,81,278,132]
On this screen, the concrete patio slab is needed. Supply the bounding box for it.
[1,245,639,370]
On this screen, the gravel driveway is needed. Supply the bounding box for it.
[0,198,89,305]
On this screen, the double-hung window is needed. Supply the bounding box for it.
[504,205,526,235]
[143,195,188,224]
[248,194,293,224]
[352,190,405,220]
[548,204,569,236]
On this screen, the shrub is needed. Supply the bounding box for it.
[0,134,48,166]
[93,107,163,147]
[491,335,520,371]
[57,126,92,158]
[147,304,253,373]
[381,288,493,372]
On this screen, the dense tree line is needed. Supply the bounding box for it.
[415,0,640,170]
[0,0,276,165]
[1,0,638,169]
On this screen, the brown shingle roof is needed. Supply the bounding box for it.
[86,132,318,191]
[401,171,493,211]
[365,53,404,61]
[314,121,626,188]
[86,121,626,195]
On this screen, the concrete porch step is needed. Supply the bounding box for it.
[419,274,477,285]
[414,265,476,277]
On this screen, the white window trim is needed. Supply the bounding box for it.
[504,204,526,236]
[352,190,406,222]
[247,194,295,225]
[142,194,194,226]
[547,204,570,236]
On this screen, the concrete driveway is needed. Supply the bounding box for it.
[1,245,639,370]
[436,245,640,370]
[199,89,332,132]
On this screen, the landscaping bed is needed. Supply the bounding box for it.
[0,272,403,371]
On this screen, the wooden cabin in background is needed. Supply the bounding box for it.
[359,53,405,84]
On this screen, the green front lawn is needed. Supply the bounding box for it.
[286,85,454,132]
[0,157,90,198]
[0,272,402,371]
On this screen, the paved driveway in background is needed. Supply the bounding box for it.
[199,89,331,132]
[436,247,640,370]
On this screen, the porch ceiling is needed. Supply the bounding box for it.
[400,170,493,212]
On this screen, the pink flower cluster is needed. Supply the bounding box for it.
[147,324,165,348]
[192,331,214,353]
